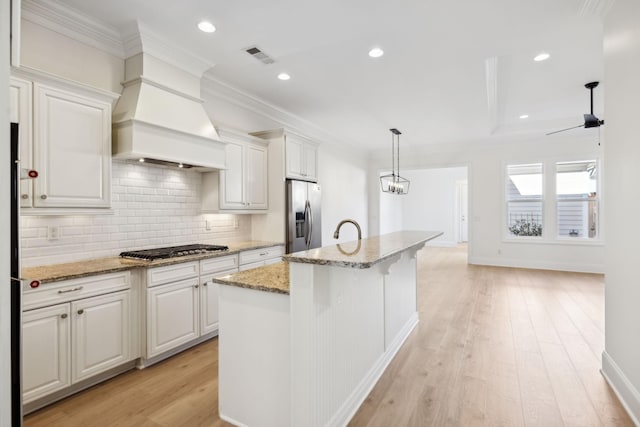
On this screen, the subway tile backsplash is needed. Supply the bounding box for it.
[20,160,252,267]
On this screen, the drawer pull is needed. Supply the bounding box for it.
[58,286,83,294]
[260,252,269,256]
[60,313,68,319]
[77,309,84,315]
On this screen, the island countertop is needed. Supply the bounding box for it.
[211,262,290,295]
[282,230,442,269]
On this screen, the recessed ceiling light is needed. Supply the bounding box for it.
[198,21,216,33]
[138,158,145,162]
[278,73,291,81]
[534,52,550,62]
[369,47,384,58]
[520,114,529,119]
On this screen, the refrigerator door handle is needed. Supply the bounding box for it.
[307,200,313,249]
[304,200,311,248]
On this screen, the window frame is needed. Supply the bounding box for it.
[504,162,545,240]
[555,159,600,241]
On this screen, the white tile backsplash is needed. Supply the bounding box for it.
[20,160,252,267]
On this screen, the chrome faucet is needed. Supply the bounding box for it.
[333,219,362,240]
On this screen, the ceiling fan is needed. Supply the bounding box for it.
[546,81,604,136]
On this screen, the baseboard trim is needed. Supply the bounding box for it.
[137,332,217,369]
[219,413,249,427]
[329,312,419,427]
[601,350,640,426]
[469,256,604,274]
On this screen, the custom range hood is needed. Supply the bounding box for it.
[112,22,225,170]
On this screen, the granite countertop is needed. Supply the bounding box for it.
[21,241,284,284]
[211,262,290,295]
[283,230,442,269]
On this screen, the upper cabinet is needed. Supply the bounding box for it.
[10,68,119,212]
[216,129,268,211]
[285,134,318,182]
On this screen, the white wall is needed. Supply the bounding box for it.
[369,135,604,273]
[398,167,467,247]
[602,0,640,423]
[20,19,124,93]
[317,142,368,244]
[20,161,252,267]
[1,0,12,423]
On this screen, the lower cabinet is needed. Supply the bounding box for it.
[145,256,240,360]
[239,246,284,271]
[22,286,131,404]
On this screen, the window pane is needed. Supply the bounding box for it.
[557,200,598,238]
[507,164,543,200]
[507,201,543,236]
[557,160,597,195]
[557,161,598,239]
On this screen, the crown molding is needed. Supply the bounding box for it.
[121,21,214,77]
[201,74,358,148]
[21,0,124,57]
[485,56,499,135]
[577,0,616,19]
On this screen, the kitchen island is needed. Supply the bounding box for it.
[213,230,442,427]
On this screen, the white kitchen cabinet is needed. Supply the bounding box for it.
[239,245,284,271]
[285,134,318,182]
[9,76,33,208]
[34,83,112,208]
[218,129,268,211]
[200,267,237,335]
[147,277,200,358]
[10,69,118,211]
[22,271,133,404]
[22,304,71,403]
[71,291,131,383]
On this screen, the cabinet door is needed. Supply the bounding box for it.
[22,304,71,403]
[147,278,199,358]
[219,141,246,209]
[285,136,304,179]
[33,84,111,208]
[71,291,131,383]
[303,143,318,182]
[9,77,33,208]
[200,268,238,335]
[246,143,268,209]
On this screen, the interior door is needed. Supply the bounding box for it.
[458,180,468,242]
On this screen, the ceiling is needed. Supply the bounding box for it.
[54,0,605,150]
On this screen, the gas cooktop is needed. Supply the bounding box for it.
[119,244,229,261]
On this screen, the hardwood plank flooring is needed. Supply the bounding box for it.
[25,246,632,427]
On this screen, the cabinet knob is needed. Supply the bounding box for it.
[203,282,208,287]
[21,194,28,200]
[194,284,199,288]
[40,194,47,200]
[77,309,84,315]
[60,313,68,319]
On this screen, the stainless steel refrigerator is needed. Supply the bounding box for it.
[286,179,322,253]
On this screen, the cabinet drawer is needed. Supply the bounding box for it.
[23,272,130,311]
[239,246,284,265]
[147,261,198,288]
[200,255,238,275]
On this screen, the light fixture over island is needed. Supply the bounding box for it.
[212,230,442,427]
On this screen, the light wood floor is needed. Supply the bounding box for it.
[25,246,633,427]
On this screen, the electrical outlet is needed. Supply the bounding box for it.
[497,249,502,255]
[205,220,212,231]
[47,226,60,241]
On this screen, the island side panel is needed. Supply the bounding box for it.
[290,263,385,427]
[218,284,290,427]
[383,250,419,349]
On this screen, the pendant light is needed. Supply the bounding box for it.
[380,128,410,194]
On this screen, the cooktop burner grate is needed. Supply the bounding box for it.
[120,244,229,261]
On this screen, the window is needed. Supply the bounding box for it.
[556,160,598,239]
[506,163,543,237]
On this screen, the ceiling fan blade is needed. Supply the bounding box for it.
[546,124,585,136]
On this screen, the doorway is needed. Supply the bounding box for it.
[456,180,468,243]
